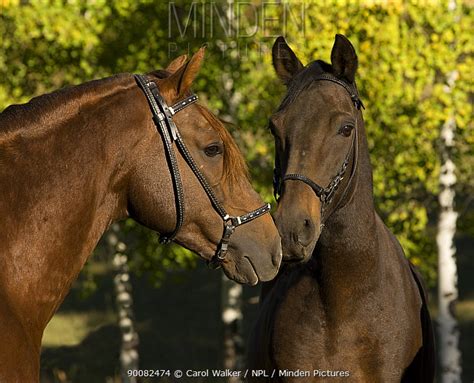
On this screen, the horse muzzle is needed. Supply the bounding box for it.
[273,200,321,263]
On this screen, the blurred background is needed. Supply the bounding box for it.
[0,0,472,382]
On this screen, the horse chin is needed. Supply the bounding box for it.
[221,255,260,286]
[221,243,282,285]
[281,234,319,264]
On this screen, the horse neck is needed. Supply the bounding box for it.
[0,75,143,339]
[315,118,380,300]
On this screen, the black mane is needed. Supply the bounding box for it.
[278,60,333,111]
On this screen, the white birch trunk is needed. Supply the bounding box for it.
[107,224,140,383]
[221,277,244,382]
[437,58,462,382]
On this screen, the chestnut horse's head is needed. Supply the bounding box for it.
[127,49,281,284]
[270,35,364,262]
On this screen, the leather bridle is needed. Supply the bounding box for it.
[273,73,365,220]
[135,74,271,268]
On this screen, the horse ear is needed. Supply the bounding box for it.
[330,34,358,83]
[272,36,304,85]
[165,54,188,74]
[166,47,205,98]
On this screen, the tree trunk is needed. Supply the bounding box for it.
[221,276,244,382]
[107,224,140,383]
[437,58,462,383]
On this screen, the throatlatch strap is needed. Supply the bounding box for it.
[135,74,185,243]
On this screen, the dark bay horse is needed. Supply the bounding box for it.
[0,48,282,382]
[248,36,434,382]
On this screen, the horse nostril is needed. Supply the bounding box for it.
[291,231,299,243]
[303,217,314,231]
[296,217,315,247]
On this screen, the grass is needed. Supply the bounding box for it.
[43,310,117,347]
[40,261,226,383]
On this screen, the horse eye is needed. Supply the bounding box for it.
[339,124,354,137]
[204,144,222,157]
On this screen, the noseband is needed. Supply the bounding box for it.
[135,74,271,268]
[273,73,364,219]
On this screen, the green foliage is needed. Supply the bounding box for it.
[1,1,472,286]
[121,219,197,287]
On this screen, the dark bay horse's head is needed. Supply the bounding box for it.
[270,35,363,262]
[127,49,281,284]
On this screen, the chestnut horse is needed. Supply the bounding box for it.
[248,36,434,382]
[0,49,282,382]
